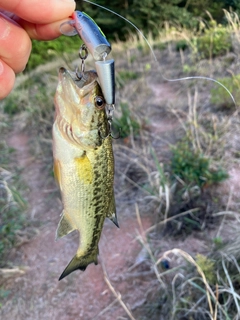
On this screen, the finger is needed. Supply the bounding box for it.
[0,13,32,73]
[0,10,73,41]
[0,59,15,100]
[0,0,76,24]
[17,18,73,40]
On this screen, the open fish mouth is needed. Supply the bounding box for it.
[55,67,100,108]
[58,67,99,88]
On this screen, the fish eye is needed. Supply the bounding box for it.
[94,96,106,110]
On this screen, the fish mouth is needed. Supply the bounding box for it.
[58,67,74,81]
[58,67,98,89]
[56,67,99,104]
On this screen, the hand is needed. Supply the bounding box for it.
[0,0,76,99]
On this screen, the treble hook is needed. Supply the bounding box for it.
[76,44,88,80]
[99,120,121,140]
[108,120,121,139]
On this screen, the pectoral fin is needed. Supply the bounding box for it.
[56,211,76,239]
[106,193,119,228]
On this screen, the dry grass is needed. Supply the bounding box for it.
[134,204,240,320]
[110,18,240,316]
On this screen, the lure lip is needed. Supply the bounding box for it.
[95,60,115,105]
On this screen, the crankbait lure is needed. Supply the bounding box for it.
[60,11,115,106]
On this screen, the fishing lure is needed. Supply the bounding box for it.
[60,11,115,106]
[61,3,235,106]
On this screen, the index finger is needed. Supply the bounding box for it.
[0,0,76,24]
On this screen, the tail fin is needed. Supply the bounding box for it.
[59,251,98,281]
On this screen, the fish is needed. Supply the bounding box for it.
[52,67,118,281]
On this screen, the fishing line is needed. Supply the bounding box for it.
[83,0,237,106]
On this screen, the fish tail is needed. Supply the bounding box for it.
[58,250,98,281]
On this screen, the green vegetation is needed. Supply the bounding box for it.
[197,22,232,59]
[26,35,82,71]
[175,39,189,51]
[116,70,139,88]
[171,138,228,188]
[113,102,141,138]
[0,189,27,263]
[0,73,55,266]
[195,254,216,283]
[211,74,240,108]
[23,0,239,71]
[3,91,28,115]
[0,142,28,266]
[3,73,55,131]
[80,0,240,40]
[213,236,223,248]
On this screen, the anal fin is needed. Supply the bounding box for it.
[56,211,76,239]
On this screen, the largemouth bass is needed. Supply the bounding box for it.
[53,67,118,281]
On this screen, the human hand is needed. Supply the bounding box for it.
[0,0,76,99]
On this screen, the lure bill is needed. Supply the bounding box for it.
[53,68,118,280]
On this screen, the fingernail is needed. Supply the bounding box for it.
[0,15,11,40]
[56,0,76,12]
[0,61,4,75]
